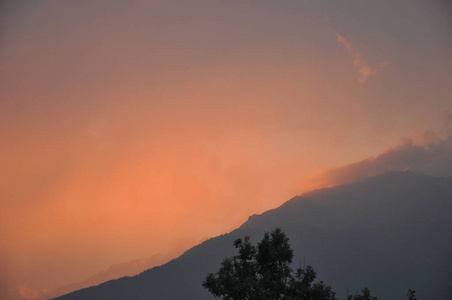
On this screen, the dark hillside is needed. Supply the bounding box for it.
[53,171,452,300]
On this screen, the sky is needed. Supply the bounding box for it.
[1,1,451,299]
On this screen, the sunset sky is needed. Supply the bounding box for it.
[1,1,451,299]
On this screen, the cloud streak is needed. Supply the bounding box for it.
[335,33,385,83]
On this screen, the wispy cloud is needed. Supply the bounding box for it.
[335,33,385,83]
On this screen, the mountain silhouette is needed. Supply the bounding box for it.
[52,171,452,300]
[45,253,173,299]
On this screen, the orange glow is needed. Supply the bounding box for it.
[1,1,451,299]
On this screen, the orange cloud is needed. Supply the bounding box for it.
[335,33,385,83]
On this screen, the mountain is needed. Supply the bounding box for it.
[52,171,452,300]
[45,254,172,299]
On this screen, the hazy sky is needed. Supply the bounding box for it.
[1,1,451,299]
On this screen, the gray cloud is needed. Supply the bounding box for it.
[308,112,452,188]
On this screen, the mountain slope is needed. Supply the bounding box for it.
[53,171,452,300]
[45,254,172,299]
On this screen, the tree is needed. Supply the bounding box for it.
[407,289,417,300]
[283,265,336,300]
[347,288,377,300]
[203,228,337,300]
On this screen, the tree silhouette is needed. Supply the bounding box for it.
[203,228,337,300]
[407,289,417,300]
[347,288,377,300]
[202,229,421,299]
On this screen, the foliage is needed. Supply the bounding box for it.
[407,289,417,300]
[283,265,336,300]
[203,228,419,300]
[202,228,337,300]
[347,288,377,300]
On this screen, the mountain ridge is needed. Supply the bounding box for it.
[53,171,452,300]
[45,254,173,300]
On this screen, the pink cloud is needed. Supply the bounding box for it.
[335,33,385,83]
[18,285,49,300]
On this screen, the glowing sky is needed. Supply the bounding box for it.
[1,1,451,299]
